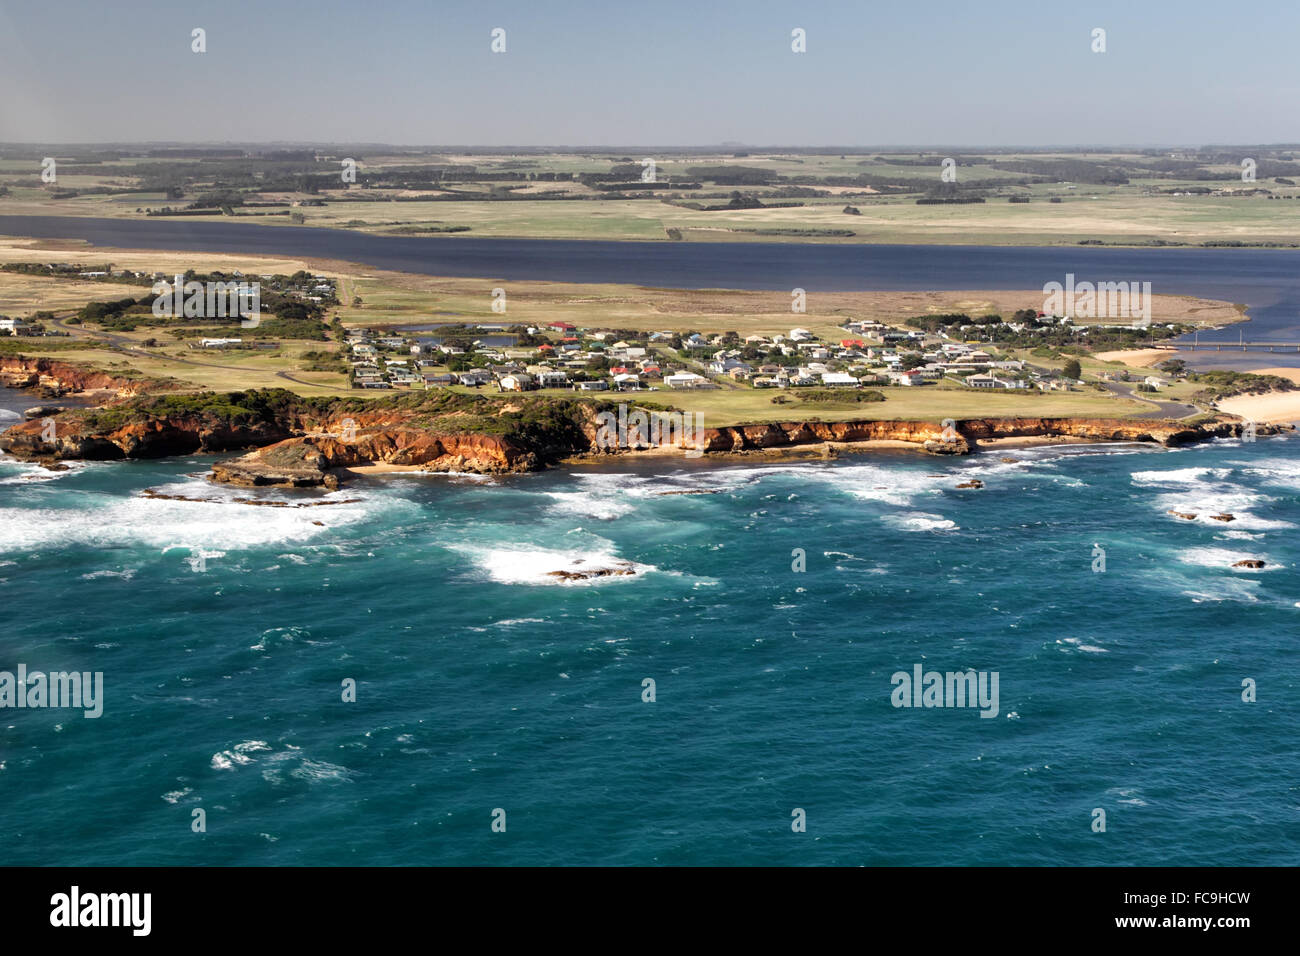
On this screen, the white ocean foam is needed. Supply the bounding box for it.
[1183,585,1261,603]
[1156,499,1291,530]
[0,477,407,555]
[1237,457,1300,491]
[79,568,137,581]
[210,740,350,785]
[286,757,353,784]
[0,458,89,485]
[249,627,310,652]
[831,464,949,506]
[1134,463,1287,530]
[1177,547,1275,571]
[881,511,959,532]
[452,542,654,586]
[1131,466,1233,486]
[1057,637,1109,654]
[544,490,636,520]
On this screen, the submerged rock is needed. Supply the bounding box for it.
[1232,559,1266,569]
[1209,513,1235,522]
[546,565,637,581]
[955,479,984,489]
[1168,510,1198,520]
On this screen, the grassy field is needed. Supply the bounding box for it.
[615,383,1150,423]
[9,191,1300,247]
[7,147,1300,246]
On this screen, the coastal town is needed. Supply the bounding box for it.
[336,314,1181,395]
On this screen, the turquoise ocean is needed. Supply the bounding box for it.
[1,392,1298,865]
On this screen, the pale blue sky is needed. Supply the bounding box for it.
[1,0,1295,146]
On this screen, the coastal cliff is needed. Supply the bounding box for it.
[0,355,175,399]
[1,378,1291,487]
[699,416,1269,456]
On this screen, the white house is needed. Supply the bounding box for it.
[498,373,536,392]
[821,372,858,387]
[664,372,707,388]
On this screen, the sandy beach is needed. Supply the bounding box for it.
[1213,369,1300,423]
[1093,348,1174,367]
[1218,392,1300,423]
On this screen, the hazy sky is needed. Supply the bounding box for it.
[1,0,1296,146]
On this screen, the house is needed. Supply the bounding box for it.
[498,373,536,392]
[535,370,570,388]
[821,372,859,387]
[423,373,458,387]
[965,374,1026,389]
[0,317,35,335]
[548,321,576,333]
[574,379,609,391]
[458,370,494,386]
[199,338,242,349]
[1143,376,1168,390]
[613,373,644,390]
[887,369,926,386]
[789,327,813,341]
[664,372,707,388]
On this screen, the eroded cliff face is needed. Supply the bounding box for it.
[210,430,534,487]
[697,417,1279,455]
[0,413,296,461]
[2,368,1290,487]
[0,356,171,398]
[702,419,962,454]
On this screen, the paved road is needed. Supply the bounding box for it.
[1101,380,1200,419]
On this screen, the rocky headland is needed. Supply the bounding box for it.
[0,358,1292,489]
